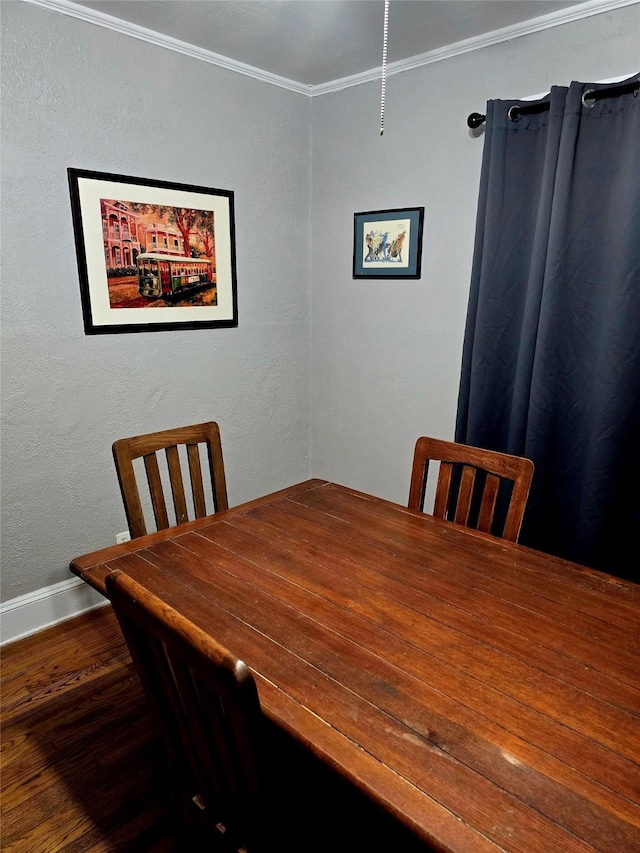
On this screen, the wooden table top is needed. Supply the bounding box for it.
[71,479,640,853]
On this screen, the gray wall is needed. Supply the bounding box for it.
[309,6,639,505]
[1,2,637,602]
[1,2,311,600]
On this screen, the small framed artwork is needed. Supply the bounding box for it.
[353,207,424,279]
[68,168,238,334]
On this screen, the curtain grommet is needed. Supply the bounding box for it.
[508,105,522,122]
[582,89,596,108]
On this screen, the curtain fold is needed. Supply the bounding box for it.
[455,74,640,580]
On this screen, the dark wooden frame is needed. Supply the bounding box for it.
[353,207,424,279]
[68,168,238,334]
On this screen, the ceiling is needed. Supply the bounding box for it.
[71,0,594,88]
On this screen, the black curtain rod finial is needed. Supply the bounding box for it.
[467,112,486,129]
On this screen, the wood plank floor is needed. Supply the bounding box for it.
[1,606,182,852]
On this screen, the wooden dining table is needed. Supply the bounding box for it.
[70,479,640,852]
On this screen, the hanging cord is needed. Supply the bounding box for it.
[380,0,389,135]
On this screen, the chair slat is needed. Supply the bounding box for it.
[408,458,428,513]
[168,654,227,815]
[144,452,170,531]
[207,443,229,514]
[433,462,453,519]
[186,443,207,518]
[112,440,146,538]
[477,473,500,533]
[166,445,189,526]
[454,466,476,526]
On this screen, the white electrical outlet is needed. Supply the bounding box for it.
[115,531,131,545]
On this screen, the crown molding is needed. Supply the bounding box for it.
[312,0,639,95]
[21,0,313,96]
[21,0,638,98]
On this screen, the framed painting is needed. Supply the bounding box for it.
[68,168,238,334]
[353,207,424,279]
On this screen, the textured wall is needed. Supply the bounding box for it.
[309,7,638,505]
[1,3,637,603]
[0,2,311,600]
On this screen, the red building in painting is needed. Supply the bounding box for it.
[101,200,143,269]
[144,222,187,256]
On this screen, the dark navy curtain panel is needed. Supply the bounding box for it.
[455,74,640,581]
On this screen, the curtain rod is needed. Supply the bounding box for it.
[466,76,639,128]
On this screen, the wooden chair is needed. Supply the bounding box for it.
[113,421,228,539]
[105,569,269,851]
[408,436,534,542]
[106,571,429,852]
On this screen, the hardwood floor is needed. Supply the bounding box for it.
[1,606,182,852]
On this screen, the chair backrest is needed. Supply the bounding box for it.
[408,436,534,542]
[105,570,265,852]
[113,421,228,538]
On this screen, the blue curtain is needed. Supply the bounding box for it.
[455,75,640,581]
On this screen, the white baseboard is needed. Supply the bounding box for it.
[1,577,108,646]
